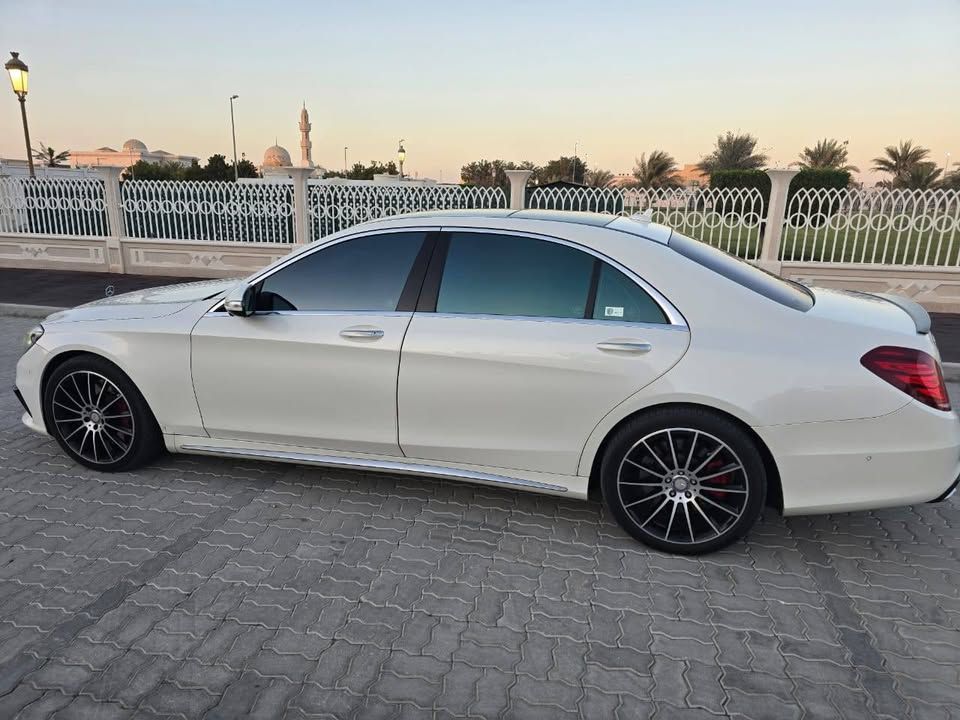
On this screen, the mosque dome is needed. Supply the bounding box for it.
[262,145,292,168]
[122,139,148,152]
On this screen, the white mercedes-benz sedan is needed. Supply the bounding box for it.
[14,210,960,554]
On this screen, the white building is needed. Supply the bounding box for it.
[69,139,198,169]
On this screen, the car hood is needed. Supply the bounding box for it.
[43,278,239,323]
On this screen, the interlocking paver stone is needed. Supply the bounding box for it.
[1,315,960,717]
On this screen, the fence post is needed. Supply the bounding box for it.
[95,166,126,273]
[286,167,314,245]
[506,170,533,210]
[758,168,799,272]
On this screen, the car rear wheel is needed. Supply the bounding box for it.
[43,355,163,472]
[600,407,766,555]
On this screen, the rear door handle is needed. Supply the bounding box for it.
[596,341,652,354]
[340,327,384,339]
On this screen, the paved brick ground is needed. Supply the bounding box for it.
[2,315,959,719]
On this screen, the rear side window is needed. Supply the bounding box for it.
[593,263,667,324]
[437,233,594,319]
[257,232,425,312]
[668,232,814,311]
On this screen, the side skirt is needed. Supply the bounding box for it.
[173,439,585,498]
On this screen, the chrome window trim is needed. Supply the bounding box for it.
[426,312,688,332]
[203,309,413,319]
[437,225,687,328]
[179,444,567,492]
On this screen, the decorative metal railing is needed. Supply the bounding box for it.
[781,188,960,265]
[308,183,507,239]
[0,176,108,236]
[528,185,766,260]
[121,180,295,243]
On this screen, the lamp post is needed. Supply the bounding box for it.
[229,94,239,181]
[5,52,33,178]
[343,146,348,175]
[397,139,406,180]
[572,141,579,184]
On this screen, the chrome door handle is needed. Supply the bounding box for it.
[596,341,652,354]
[339,327,384,339]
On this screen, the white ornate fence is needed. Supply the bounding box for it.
[781,187,960,266]
[122,180,295,244]
[528,185,766,260]
[308,183,507,238]
[0,176,109,237]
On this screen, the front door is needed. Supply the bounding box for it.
[191,230,432,455]
[398,230,690,475]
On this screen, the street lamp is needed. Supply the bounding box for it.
[229,94,239,181]
[344,146,348,175]
[5,52,34,178]
[397,139,406,179]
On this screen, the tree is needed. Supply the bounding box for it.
[324,160,399,180]
[631,151,680,188]
[236,159,260,179]
[585,168,615,188]
[459,159,542,190]
[871,140,930,184]
[795,139,858,172]
[697,132,767,175]
[32,142,70,168]
[202,154,234,182]
[124,160,185,180]
[538,156,587,185]
[941,165,960,190]
[896,162,942,190]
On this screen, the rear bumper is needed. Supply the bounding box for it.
[759,401,960,516]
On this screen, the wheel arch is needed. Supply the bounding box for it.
[585,401,784,514]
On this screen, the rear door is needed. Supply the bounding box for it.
[397,229,690,476]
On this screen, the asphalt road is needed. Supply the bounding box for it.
[1,315,959,719]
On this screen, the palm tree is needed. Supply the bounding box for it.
[896,162,942,190]
[631,151,680,188]
[32,142,70,168]
[795,139,858,172]
[697,132,767,174]
[585,168,615,188]
[941,165,960,190]
[871,140,930,183]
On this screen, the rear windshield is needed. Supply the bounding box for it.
[668,232,814,311]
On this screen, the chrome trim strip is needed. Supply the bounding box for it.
[203,310,412,319]
[426,312,686,331]
[179,444,568,492]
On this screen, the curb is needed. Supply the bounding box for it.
[0,303,66,319]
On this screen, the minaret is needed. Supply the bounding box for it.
[299,103,313,167]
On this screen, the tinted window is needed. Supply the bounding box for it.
[437,233,594,319]
[257,232,425,312]
[593,264,667,324]
[669,232,813,311]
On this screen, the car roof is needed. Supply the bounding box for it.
[362,208,673,244]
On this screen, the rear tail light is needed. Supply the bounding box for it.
[860,346,950,411]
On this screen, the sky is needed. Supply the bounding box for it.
[1,0,958,184]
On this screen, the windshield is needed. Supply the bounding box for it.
[668,232,814,312]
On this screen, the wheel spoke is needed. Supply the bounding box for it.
[101,413,132,420]
[95,377,107,407]
[86,373,95,406]
[78,428,91,457]
[57,384,85,411]
[54,417,82,425]
[62,424,85,441]
[91,431,99,463]
[701,487,748,495]
[684,431,699,470]
[691,499,720,538]
[683,503,695,542]
[104,423,133,437]
[98,432,115,461]
[664,502,678,540]
[639,496,671,528]
[691,443,724,475]
[101,428,127,453]
[624,492,664,509]
[666,430,679,469]
[623,458,664,480]
[643,440,673,474]
[99,394,124,412]
[697,464,743,481]
[619,482,665,487]
[698,494,740,517]
[53,400,83,415]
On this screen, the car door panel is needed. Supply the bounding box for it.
[398,317,689,476]
[191,311,412,454]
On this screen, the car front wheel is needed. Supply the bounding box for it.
[600,407,766,555]
[43,355,163,472]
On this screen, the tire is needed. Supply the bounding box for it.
[600,406,766,555]
[43,354,163,472]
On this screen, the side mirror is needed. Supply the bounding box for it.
[223,284,257,317]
